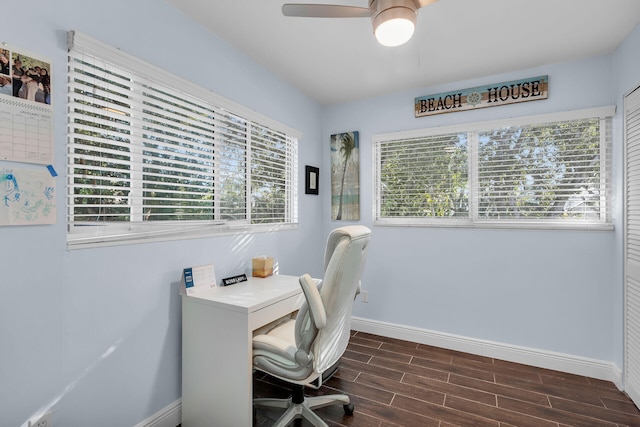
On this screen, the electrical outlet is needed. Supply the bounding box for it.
[28,412,52,427]
[361,290,369,303]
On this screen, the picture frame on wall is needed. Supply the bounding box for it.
[330,131,360,221]
[305,165,319,195]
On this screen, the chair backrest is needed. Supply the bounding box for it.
[295,225,371,375]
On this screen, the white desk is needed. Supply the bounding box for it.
[181,274,305,426]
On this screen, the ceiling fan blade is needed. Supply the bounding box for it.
[282,4,371,18]
[417,0,439,7]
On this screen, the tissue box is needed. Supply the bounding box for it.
[252,256,274,278]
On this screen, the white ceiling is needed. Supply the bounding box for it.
[168,0,640,106]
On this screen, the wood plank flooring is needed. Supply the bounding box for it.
[253,331,640,427]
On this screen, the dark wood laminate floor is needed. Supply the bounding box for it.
[253,331,640,427]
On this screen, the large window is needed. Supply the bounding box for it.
[374,107,613,229]
[67,32,298,248]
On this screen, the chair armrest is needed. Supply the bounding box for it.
[299,274,326,329]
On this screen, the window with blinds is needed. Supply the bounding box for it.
[67,32,298,248]
[374,107,613,228]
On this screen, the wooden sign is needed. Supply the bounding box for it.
[415,75,548,118]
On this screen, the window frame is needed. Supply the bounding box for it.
[373,106,615,230]
[66,31,299,249]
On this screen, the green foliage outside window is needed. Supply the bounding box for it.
[377,116,607,225]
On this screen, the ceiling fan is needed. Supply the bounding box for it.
[282,0,439,47]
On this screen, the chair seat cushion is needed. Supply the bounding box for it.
[253,319,297,364]
[253,319,317,381]
[265,317,296,341]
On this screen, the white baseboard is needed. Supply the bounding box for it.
[134,399,181,427]
[351,316,623,390]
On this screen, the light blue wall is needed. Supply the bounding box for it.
[0,1,324,426]
[2,0,639,425]
[324,44,633,363]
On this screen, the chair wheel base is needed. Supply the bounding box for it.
[343,402,354,415]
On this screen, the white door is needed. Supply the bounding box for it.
[625,85,640,406]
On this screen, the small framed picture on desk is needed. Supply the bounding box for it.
[305,165,319,195]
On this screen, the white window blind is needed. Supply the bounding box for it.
[376,131,469,219]
[624,85,640,407]
[374,107,613,229]
[67,31,298,248]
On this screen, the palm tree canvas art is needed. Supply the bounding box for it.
[331,131,360,220]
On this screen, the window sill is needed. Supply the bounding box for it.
[374,219,614,232]
[67,222,298,250]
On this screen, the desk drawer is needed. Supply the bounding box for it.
[250,292,305,331]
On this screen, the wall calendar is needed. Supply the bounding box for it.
[0,42,53,164]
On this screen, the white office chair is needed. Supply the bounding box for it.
[252,225,372,427]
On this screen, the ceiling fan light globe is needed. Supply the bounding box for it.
[372,6,417,47]
[375,17,415,46]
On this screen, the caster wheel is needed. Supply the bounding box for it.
[343,402,355,415]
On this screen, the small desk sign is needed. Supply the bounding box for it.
[181,264,217,295]
[221,274,248,286]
